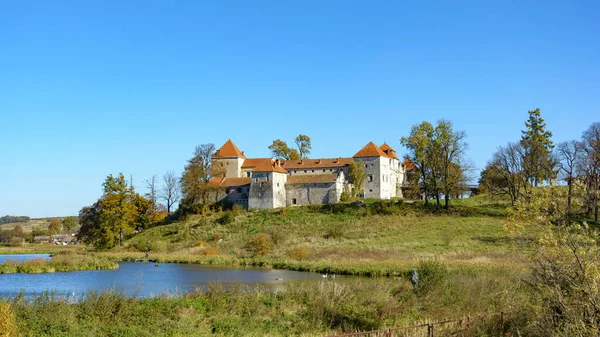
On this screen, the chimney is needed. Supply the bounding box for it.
[276,159,280,166]
[318,159,322,164]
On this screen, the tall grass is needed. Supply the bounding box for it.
[0,253,117,274]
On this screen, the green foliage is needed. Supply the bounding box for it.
[0,215,30,225]
[216,211,235,225]
[78,174,151,250]
[294,134,311,159]
[61,216,79,231]
[180,143,222,207]
[268,139,300,160]
[416,259,448,290]
[348,160,366,198]
[230,204,243,216]
[340,191,350,202]
[521,108,555,187]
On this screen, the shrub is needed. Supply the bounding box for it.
[416,260,447,290]
[202,247,219,256]
[340,191,350,202]
[263,227,288,245]
[288,247,313,260]
[148,240,168,253]
[9,236,23,247]
[323,225,345,239]
[231,204,243,216]
[0,301,19,337]
[216,211,235,225]
[248,234,272,256]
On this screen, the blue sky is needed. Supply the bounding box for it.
[1,0,599,218]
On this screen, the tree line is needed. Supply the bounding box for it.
[0,215,30,225]
[480,108,600,222]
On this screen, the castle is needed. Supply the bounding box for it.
[210,140,413,209]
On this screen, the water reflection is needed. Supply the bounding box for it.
[0,256,323,297]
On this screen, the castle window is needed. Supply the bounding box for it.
[304,170,307,173]
[311,170,315,173]
[364,164,368,168]
[294,170,297,173]
[225,189,230,194]
[370,163,373,167]
[368,175,374,182]
[246,172,251,177]
[292,198,297,205]
[277,183,280,187]
[369,189,373,192]
[323,169,326,172]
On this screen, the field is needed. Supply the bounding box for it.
[0,196,536,336]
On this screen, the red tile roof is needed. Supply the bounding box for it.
[241,158,270,168]
[279,157,353,169]
[213,140,246,159]
[353,142,389,158]
[253,159,288,174]
[379,143,398,159]
[403,158,416,171]
[287,174,339,184]
[220,177,251,187]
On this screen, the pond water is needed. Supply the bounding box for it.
[0,254,51,263]
[0,255,324,297]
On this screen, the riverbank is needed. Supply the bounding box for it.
[1,271,524,337]
[0,253,118,274]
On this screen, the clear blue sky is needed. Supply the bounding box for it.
[1,1,598,218]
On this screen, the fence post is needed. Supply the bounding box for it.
[466,315,471,337]
[385,328,391,337]
[428,323,434,337]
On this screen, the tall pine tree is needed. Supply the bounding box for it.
[521,108,556,186]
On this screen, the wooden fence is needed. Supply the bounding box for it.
[326,312,508,337]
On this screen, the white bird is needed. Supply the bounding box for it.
[322,273,328,278]
[330,274,336,279]
[275,277,283,281]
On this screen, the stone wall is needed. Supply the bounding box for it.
[248,172,287,209]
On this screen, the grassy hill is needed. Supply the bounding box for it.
[105,195,527,276]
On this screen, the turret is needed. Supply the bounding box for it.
[212,140,246,178]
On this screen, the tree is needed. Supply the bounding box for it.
[160,171,181,215]
[181,144,223,209]
[12,225,23,237]
[556,140,584,213]
[481,142,530,205]
[61,216,79,231]
[348,160,367,198]
[78,173,143,249]
[579,123,600,222]
[268,139,300,160]
[434,120,471,209]
[145,174,159,213]
[521,108,556,187]
[401,121,436,205]
[48,218,62,235]
[295,134,312,159]
[401,120,471,207]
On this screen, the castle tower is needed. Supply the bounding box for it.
[212,140,246,178]
[380,143,400,198]
[353,142,390,199]
[248,159,288,209]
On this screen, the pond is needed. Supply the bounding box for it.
[0,255,324,297]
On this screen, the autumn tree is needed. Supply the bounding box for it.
[521,108,556,186]
[160,171,181,214]
[268,139,300,160]
[48,218,62,235]
[77,173,147,249]
[295,134,312,159]
[180,144,223,209]
[348,160,367,198]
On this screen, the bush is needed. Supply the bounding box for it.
[202,247,219,256]
[323,225,345,239]
[248,234,272,256]
[9,236,23,247]
[416,260,447,290]
[288,247,313,260]
[263,227,288,245]
[340,191,350,202]
[0,301,19,337]
[216,211,235,225]
[231,204,244,216]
